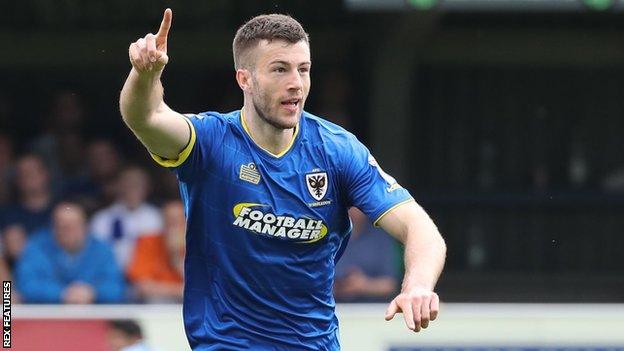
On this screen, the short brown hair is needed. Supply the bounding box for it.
[233,14,310,69]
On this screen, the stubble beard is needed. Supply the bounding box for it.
[251,77,298,130]
[252,97,292,130]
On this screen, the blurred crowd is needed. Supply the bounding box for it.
[0,91,191,304]
[0,89,402,305]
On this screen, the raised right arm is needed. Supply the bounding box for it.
[119,8,190,160]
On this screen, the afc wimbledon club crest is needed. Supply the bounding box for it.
[306,171,328,201]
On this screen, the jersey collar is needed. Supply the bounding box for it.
[240,109,300,158]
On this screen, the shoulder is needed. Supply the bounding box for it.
[184,110,241,151]
[24,233,51,250]
[136,203,160,217]
[186,110,239,129]
[302,111,353,138]
[20,232,54,259]
[136,203,163,223]
[302,111,364,152]
[89,205,119,233]
[85,236,116,256]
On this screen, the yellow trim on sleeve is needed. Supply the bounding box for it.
[373,198,415,227]
[240,109,298,158]
[149,117,196,168]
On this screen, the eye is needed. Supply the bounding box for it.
[273,67,287,73]
[299,67,310,74]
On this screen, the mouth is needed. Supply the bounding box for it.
[280,98,301,109]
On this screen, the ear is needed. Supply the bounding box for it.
[236,69,253,93]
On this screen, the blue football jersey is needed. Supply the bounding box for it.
[150,110,413,350]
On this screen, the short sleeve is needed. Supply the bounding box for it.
[149,112,226,181]
[341,136,414,226]
[150,116,196,168]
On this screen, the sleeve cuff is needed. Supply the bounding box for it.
[373,198,415,227]
[149,117,196,168]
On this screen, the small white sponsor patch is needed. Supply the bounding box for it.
[240,163,261,184]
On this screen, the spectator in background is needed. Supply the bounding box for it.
[30,91,86,190]
[127,200,185,303]
[334,207,400,302]
[63,139,123,213]
[86,139,123,206]
[108,320,159,351]
[90,166,163,270]
[16,201,125,303]
[1,154,54,235]
[151,167,182,205]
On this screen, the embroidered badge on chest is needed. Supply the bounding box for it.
[306,171,328,201]
[240,162,261,184]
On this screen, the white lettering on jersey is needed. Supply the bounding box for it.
[232,203,328,243]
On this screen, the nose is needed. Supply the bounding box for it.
[287,69,303,92]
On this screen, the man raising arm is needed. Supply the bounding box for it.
[119,8,190,160]
[119,10,446,350]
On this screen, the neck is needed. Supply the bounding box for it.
[242,105,296,156]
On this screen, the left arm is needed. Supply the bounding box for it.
[377,200,446,332]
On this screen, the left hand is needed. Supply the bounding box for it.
[384,287,440,332]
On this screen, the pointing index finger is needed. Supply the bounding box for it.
[157,8,173,40]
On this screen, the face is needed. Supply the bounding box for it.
[241,39,311,129]
[15,156,49,195]
[53,205,87,253]
[117,169,149,209]
[87,140,119,180]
